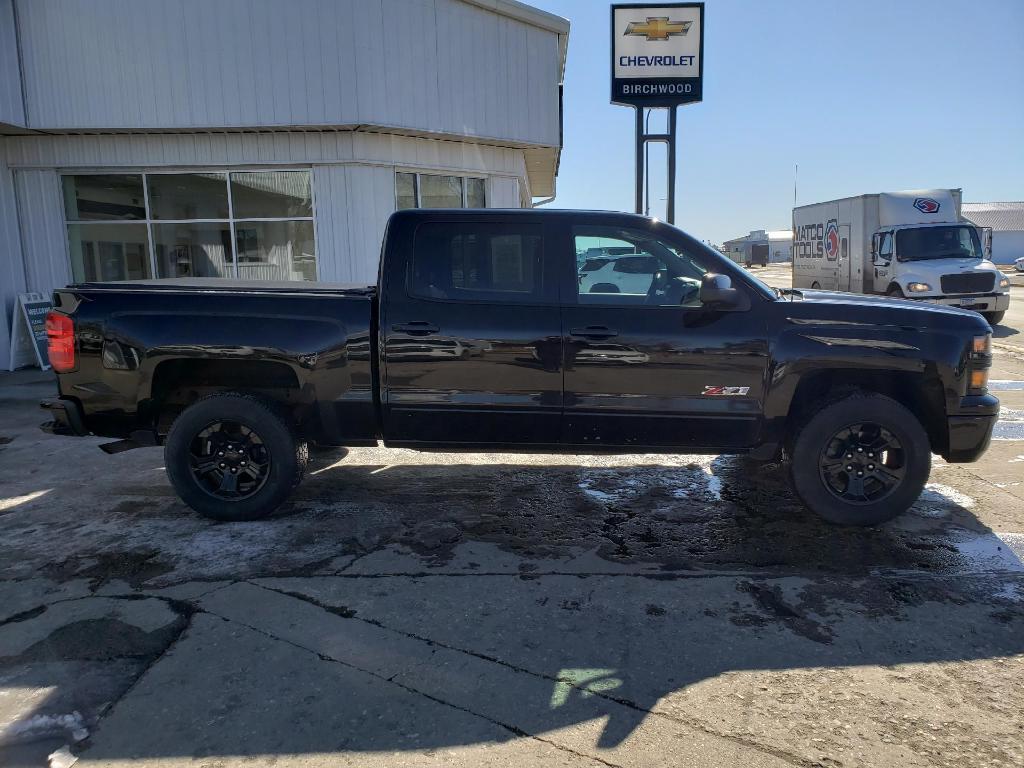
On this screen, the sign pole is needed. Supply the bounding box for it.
[667,106,677,223]
[634,107,644,215]
[611,3,704,222]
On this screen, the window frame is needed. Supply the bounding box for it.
[61,168,317,281]
[562,216,770,310]
[394,171,488,210]
[405,218,555,306]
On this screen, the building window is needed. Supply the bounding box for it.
[395,172,487,210]
[62,170,315,282]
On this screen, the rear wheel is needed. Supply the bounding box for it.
[164,392,307,521]
[790,392,930,526]
[983,310,1005,326]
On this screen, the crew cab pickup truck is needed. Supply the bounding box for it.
[41,209,999,526]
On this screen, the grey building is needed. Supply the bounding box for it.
[721,229,793,266]
[963,202,1024,265]
[1,0,569,365]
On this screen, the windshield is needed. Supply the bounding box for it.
[896,226,982,262]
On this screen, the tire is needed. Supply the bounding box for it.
[810,281,821,290]
[164,392,307,521]
[983,311,1005,326]
[887,285,905,298]
[789,391,930,526]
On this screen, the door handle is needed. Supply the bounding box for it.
[392,321,439,336]
[570,326,619,340]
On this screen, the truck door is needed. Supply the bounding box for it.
[380,214,562,446]
[558,218,770,449]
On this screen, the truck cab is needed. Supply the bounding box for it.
[870,192,1009,324]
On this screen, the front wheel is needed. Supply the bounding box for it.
[983,310,1005,326]
[164,392,307,521]
[790,392,930,526]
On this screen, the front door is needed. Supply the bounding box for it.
[381,215,562,446]
[560,219,770,450]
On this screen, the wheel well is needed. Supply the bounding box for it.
[148,359,308,434]
[786,369,946,454]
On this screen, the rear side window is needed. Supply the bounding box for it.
[410,222,545,303]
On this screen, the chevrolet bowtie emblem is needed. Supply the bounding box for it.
[624,17,691,41]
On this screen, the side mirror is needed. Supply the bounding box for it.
[870,234,877,257]
[700,273,741,308]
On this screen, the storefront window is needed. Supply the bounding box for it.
[66,223,150,282]
[395,172,486,209]
[147,173,228,220]
[62,170,316,282]
[153,223,234,278]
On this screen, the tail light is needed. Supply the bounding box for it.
[45,311,75,373]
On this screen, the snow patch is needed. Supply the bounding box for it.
[951,532,1024,574]
[3,712,86,745]
[914,483,974,517]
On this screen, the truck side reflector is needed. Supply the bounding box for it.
[45,311,75,372]
[969,369,989,391]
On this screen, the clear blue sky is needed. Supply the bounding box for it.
[531,0,1024,245]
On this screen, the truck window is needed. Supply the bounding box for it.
[878,231,893,260]
[575,226,707,307]
[410,222,546,303]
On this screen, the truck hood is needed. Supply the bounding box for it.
[786,289,991,329]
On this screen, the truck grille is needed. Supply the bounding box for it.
[940,272,995,294]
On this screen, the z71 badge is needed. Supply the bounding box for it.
[702,386,750,396]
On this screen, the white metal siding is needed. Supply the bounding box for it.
[312,164,395,284]
[992,230,1024,265]
[487,176,520,208]
[2,131,529,181]
[13,169,70,295]
[0,0,24,127]
[0,144,27,367]
[14,0,562,148]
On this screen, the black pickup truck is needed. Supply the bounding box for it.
[41,209,998,526]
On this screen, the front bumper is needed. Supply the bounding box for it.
[924,293,1010,312]
[943,393,999,462]
[39,398,89,437]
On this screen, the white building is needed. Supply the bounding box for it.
[1,0,568,364]
[962,202,1024,266]
[721,229,793,266]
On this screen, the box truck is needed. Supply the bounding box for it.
[792,189,1010,325]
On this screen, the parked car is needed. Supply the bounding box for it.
[42,209,998,526]
[1015,256,1024,273]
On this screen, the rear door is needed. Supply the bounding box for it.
[380,213,562,446]
[558,217,771,450]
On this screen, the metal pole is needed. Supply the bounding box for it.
[634,107,644,214]
[667,106,677,224]
[644,109,651,217]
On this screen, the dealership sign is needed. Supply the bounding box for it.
[611,3,704,106]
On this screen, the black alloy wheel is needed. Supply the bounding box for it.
[818,422,905,504]
[189,420,271,500]
[165,392,307,521]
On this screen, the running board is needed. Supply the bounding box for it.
[99,430,159,454]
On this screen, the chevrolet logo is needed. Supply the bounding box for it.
[624,17,692,41]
